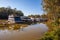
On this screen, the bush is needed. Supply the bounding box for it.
[40,28,60,40]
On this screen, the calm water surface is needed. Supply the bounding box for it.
[0,23,48,40]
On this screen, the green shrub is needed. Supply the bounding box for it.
[40,28,60,40]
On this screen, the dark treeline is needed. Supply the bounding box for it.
[0,7,24,19]
[28,14,47,19]
[28,15,41,18]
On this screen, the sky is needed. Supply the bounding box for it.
[0,0,43,16]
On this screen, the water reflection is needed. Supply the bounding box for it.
[0,24,28,30]
[0,23,48,40]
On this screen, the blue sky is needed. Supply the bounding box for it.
[0,0,43,16]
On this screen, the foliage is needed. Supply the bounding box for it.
[28,15,40,18]
[0,7,24,19]
[40,27,60,40]
[43,0,60,25]
[40,0,60,40]
[41,14,48,18]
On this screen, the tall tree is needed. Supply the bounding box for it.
[43,0,60,24]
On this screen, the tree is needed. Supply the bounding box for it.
[0,7,24,19]
[28,15,40,18]
[40,0,60,40]
[43,0,60,25]
[41,14,48,18]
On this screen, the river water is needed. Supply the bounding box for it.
[0,23,48,40]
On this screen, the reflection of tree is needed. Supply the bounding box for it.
[8,24,28,30]
[0,24,28,30]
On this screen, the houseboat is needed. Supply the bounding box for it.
[8,15,32,24]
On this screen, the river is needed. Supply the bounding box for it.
[0,23,48,40]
